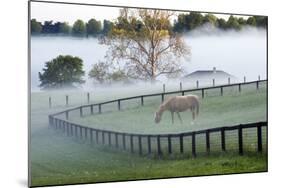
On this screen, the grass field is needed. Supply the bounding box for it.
[30,81,268,187]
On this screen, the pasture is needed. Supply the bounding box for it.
[30,81,267,187]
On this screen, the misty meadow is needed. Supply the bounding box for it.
[29,4,267,187]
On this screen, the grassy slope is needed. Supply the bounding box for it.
[72,84,267,134]
[30,83,267,187]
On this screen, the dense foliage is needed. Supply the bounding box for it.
[38,55,85,89]
[31,13,267,36]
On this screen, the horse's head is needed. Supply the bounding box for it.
[154,111,161,123]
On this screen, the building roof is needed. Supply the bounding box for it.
[183,69,236,80]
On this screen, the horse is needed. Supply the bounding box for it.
[154,95,199,124]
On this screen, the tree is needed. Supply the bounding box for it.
[88,61,110,83]
[39,55,85,89]
[88,61,128,83]
[246,17,257,26]
[217,18,227,30]
[72,19,86,35]
[102,19,114,35]
[99,8,190,81]
[59,22,71,34]
[238,17,247,26]
[254,16,267,28]
[86,18,102,36]
[31,19,42,34]
[203,14,218,26]
[186,12,204,30]
[227,15,241,30]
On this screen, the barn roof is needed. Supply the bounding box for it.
[183,69,236,80]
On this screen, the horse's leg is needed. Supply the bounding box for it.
[177,112,183,124]
[192,111,195,120]
[171,111,174,124]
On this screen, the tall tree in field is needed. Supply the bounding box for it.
[72,19,86,35]
[86,18,102,35]
[99,8,190,81]
[39,55,85,89]
[31,19,42,34]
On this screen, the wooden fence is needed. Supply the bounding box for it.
[48,79,267,157]
[49,116,267,157]
[47,78,265,108]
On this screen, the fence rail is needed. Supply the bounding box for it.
[49,116,267,157]
[50,79,267,117]
[48,79,267,158]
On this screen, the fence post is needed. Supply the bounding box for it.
[90,129,93,143]
[98,104,101,114]
[244,76,246,83]
[257,123,262,152]
[256,81,259,90]
[196,80,199,88]
[141,96,144,106]
[182,91,184,96]
[179,134,183,154]
[147,136,151,155]
[75,125,78,138]
[115,133,119,148]
[118,100,121,111]
[228,77,230,85]
[180,82,182,91]
[66,122,70,136]
[238,84,241,93]
[96,130,99,144]
[161,93,164,103]
[122,133,126,150]
[66,95,69,106]
[220,86,223,96]
[138,135,142,155]
[213,79,215,87]
[192,132,196,157]
[206,130,210,154]
[90,105,94,115]
[238,125,243,155]
[202,89,205,99]
[80,107,83,117]
[87,92,90,104]
[79,126,83,139]
[221,128,226,151]
[102,131,105,145]
[130,135,134,153]
[85,127,88,140]
[108,132,112,147]
[163,84,165,93]
[168,135,172,155]
[49,97,52,108]
[157,135,162,157]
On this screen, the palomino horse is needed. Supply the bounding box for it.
[154,95,199,124]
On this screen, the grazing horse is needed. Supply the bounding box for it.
[154,95,199,124]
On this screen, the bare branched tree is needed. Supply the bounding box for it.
[99,8,190,81]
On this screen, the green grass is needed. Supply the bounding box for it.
[30,82,268,187]
[71,87,266,134]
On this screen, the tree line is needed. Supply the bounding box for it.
[31,19,113,36]
[31,13,267,36]
[38,10,267,89]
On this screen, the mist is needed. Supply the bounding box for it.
[30,26,266,92]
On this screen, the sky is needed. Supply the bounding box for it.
[30,1,247,25]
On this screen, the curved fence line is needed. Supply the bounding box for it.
[50,79,267,117]
[48,79,267,157]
